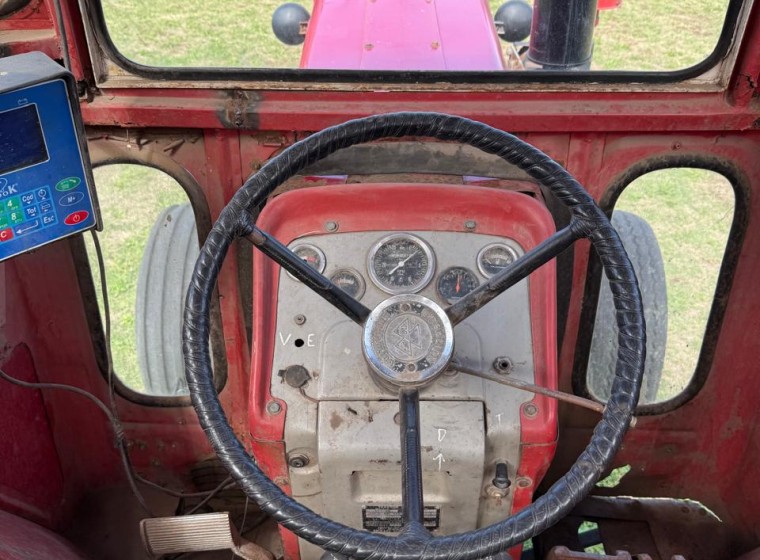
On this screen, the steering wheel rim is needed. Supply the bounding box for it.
[182,112,645,560]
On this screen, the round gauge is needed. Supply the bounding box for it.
[330,268,366,300]
[368,233,436,294]
[287,243,326,280]
[437,267,480,304]
[477,242,519,278]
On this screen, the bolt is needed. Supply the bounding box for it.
[294,314,306,325]
[493,356,513,375]
[401,303,411,312]
[267,401,282,414]
[492,462,511,490]
[325,221,339,232]
[407,363,417,372]
[288,453,310,468]
[464,220,477,231]
[524,403,539,418]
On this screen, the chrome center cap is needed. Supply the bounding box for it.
[362,294,454,388]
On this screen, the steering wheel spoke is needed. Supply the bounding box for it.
[399,389,428,531]
[243,219,371,325]
[446,224,581,325]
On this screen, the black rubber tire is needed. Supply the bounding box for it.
[136,203,199,396]
[587,210,667,404]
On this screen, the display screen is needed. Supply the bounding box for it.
[0,104,48,176]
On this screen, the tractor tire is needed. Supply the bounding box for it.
[136,203,199,396]
[587,210,668,404]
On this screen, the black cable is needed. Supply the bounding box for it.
[0,366,153,515]
[0,364,238,509]
[89,229,242,504]
[0,230,242,519]
[182,476,235,516]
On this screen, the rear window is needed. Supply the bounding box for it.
[98,0,737,77]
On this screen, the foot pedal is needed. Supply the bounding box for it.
[140,512,273,560]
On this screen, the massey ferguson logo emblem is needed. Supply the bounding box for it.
[390,317,425,359]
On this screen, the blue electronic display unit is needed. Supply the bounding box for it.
[0,52,99,262]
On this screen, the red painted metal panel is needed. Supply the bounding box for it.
[302,0,505,71]
[0,345,63,526]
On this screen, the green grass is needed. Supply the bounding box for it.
[91,1,735,400]
[101,0,306,68]
[86,165,189,391]
[616,169,734,401]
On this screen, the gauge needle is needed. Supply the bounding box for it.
[388,251,419,275]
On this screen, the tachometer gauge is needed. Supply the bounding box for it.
[368,233,435,294]
[330,268,366,300]
[437,267,480,304]
[287,243,326,280]
[477,242,518,278]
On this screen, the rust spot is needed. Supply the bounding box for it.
[217,89,262,129]
[330,411,343,430]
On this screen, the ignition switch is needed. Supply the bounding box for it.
[279,365,311,388]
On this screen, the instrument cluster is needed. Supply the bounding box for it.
[288,233,522,306]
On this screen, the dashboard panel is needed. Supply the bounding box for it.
[248,183,559,560]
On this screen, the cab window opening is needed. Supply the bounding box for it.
[577,164,743,412]
[90,0,742,83]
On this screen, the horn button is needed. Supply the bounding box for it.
[362,294,454,389]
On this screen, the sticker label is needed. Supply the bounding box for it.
[362,505,440,533]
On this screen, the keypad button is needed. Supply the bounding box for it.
[64,210,89,225]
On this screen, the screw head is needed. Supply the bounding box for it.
[294,314,306,325]
[288,453,310,468]
[493,356,513,375]
[325,221,339,232]
[267,401,282,414]
[523,403,539,418]
[464,220,477,231]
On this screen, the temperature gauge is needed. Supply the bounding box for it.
[437,267,480,304]
[477,243,519,278]
[287,243,326,280]
[330,268,366,300]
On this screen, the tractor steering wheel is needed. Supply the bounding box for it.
[182,112,645,560]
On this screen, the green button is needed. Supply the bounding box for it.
[0,214,8,229]
[3,196,20,211]
[56,177,81,192]
[8,210,23,225]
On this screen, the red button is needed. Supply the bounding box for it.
[64,210,89,225]
[0,228,13,242]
